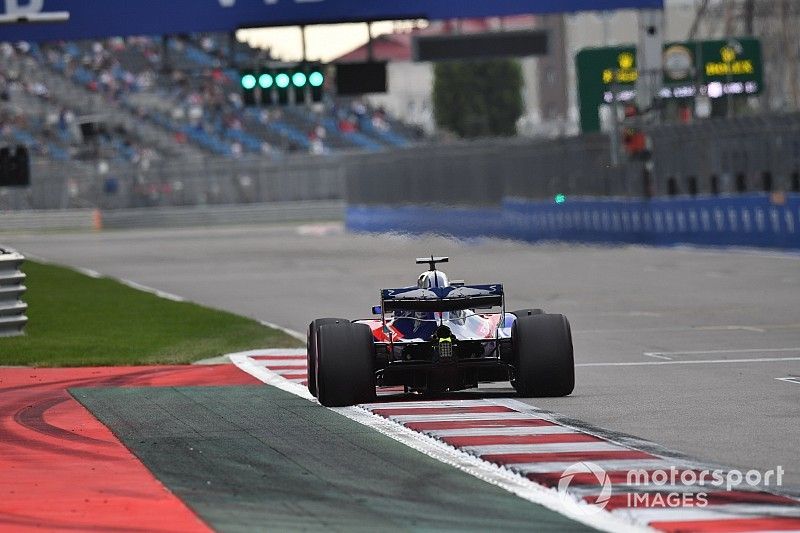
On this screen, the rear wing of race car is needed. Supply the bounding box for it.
[381,284,504,313]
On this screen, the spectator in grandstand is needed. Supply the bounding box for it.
[338,115,358,133]
[372,108,389,132]
[351,100,367,119]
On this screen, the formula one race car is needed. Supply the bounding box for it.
[307,257,574,407]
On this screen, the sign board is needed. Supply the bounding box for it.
[577,38,763,132]
[414,30,548,61]
[0,0,662,43]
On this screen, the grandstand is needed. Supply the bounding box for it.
[0,32,420,168]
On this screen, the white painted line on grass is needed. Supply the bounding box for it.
[577,356,800,367]
[228,353,648,533]
[775,376,800,385]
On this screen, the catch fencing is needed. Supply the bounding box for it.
[0,248,27,337]
[0,155,345,211]
[2,113,800,214]
[347,114,800,205]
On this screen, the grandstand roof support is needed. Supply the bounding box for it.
[366,22,374,61]
[228,30,238,69]
[161,34,171,73]
[300,24,307,62]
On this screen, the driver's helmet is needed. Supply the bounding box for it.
[417,270,449,289]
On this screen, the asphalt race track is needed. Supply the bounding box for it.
[4,223,799,490]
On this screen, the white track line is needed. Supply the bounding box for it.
[258,320,306,342]
[362,399,494,408]
[612,504,800,523]
[117,278,186,302]
[74,266,102,278]
[643,347,800,357]
[643,353,673,361]
[577,356,800,367]
[427,426,579,437]
[511,460,681,475]
[461,442,629,455]
[385,412,550,422]
[259,360,309,367]
[228,352,647,533]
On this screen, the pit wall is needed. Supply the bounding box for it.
[346,193,800,250]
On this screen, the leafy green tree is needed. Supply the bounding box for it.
[433,59,524,138]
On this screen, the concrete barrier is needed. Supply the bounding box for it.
[0,209,95,232]
[346,193,800,250]
[0,201,344,232]
[100,201,344,229]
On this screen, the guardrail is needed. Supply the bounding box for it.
[346,193,800,250]
[0,248,27,337]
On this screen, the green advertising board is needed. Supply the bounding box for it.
[576,38,763,132]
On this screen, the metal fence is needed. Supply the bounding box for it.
[649,114,800,195]
[3,113,800,213]
[348,113,800,205]
[345,135,643,206]
[0,154,345,211]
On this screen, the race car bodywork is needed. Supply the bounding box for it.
[308,256,575,407]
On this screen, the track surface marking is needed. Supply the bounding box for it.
[0,365,258,532]
[5,226,799,483]
[235,350,800,533]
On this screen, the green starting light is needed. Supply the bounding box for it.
[554,193,567,204]
[292,71,307,87]
[241,74,257,90]
[308,70,324,87]
[275,72,290,89]
[258,73,273,89]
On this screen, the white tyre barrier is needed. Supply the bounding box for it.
[0,247,27,337]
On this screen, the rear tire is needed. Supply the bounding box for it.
[512,313,574,397]
[317,322,376,407]
[306,318,348,396]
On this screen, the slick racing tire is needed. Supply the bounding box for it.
[307,318,348,396]
[316,322,376,407]
[511,313,574,397]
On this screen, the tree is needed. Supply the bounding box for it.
[433,59,524,138]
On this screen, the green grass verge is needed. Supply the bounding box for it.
[0,260,302,366]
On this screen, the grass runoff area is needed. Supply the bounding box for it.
[1,260,301,366]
